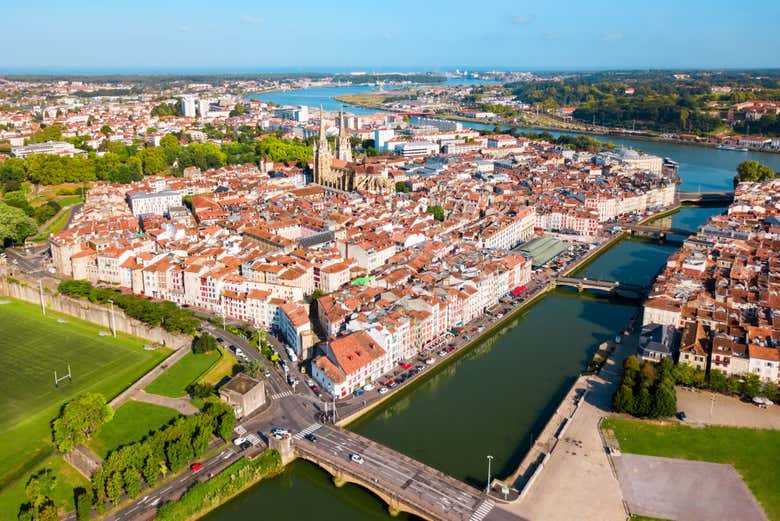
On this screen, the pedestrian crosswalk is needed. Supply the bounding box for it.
[293,423,322,440]
[469,500,495,521]
[271,390,293,400]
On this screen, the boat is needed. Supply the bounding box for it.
[717,145,749,152]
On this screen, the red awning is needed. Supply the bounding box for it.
[511,285,526,296]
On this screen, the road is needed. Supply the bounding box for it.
[293,423,521,521]
[103,446,241,521]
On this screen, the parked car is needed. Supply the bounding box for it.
[676,411,687,421]
[353,389,365,397]
[363,384,375,391]
[271,427,289,437]
[350,454,365,464]
[400,362,412,370]
[386,379,397,388]
[378,387,389,395]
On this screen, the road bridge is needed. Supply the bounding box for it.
[677,191,734,204]
[290,423,520,521]
[622,223,697,237]
[555,276,647,297]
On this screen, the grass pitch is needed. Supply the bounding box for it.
[0,298,170,515]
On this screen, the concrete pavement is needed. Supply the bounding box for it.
[677,387,780,430]
[132,390,198,415]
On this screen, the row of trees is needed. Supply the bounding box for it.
[0,202,37,247]
[3,129,316,188]
[514,131,615,152]
[57,280,199,335]
[673,364,777,401]
[613,356,677,418]
[89,401,234,512]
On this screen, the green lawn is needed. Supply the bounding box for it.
[144,350,220,397]
[0,298,171,517]
[604,418,780,521]
[89,401,180,459]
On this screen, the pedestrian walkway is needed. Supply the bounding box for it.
[109,342,190,409]
[293,422,322,440]
[469,500,495,521]
[271,390,294,400]
[133,390,198,415]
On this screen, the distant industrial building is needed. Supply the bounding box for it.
[12,140,85,158]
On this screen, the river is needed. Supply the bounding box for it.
[250,84,780,192]
[206,85,740,520]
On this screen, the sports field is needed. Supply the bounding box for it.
[0,298,171,516]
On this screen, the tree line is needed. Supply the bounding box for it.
[58,280,199,335]
[1,131,312,189]
[734,160,777,186]
[87,401,234,515]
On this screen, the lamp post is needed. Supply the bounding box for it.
[107,299,116,338]
[486,454,494,494]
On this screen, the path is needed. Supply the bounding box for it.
[109,343,190,409]
[132,390,198,415]
[498,323,641,521]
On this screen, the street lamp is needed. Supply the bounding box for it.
[486,454,494,494]
[107,299,116,338]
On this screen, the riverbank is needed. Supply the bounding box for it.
[332,93,780,155]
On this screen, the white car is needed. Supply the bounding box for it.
[235,348,245,358]
[378,387,389,395]
[350,454,365,464]
[233,437,246,446]
[363,384,375,391]
[270,428,289,437]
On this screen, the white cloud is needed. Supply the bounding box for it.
[240,15,264,26]
[511,15,533,26]
[178,25,191,33]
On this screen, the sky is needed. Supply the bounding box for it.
[2,0,779,73]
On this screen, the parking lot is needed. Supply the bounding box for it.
[614,454,768,521]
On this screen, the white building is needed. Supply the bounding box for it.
[127,190,183,217]
[181,96,198,118]
[12,141,84,158]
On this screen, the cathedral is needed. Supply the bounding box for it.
[312,106,394,193]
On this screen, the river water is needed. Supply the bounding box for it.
[206,85,747,520]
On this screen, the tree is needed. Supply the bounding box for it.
[0,160,26,192]
[0,202,37,247]
[243,359,266,379]
[740,373,762,400]
[74,487,91,521]
[122,467,141,499]
[141,455,159,487]
[159,134,179,149]
[708,369,729,393]
[734,160,776,186]
[186,382,215,399]
[191,427,211,457]
[192,332,218,354]
[25,469,56,511]
[612,384,635,414]
[229,103,246,117]
[310,289,324,301]
[138,147,167,175]
[105,472,123,505]
[634,385,653,417]
[763,381,778,402]
[165,436,193,472]
[426,205,445,222]
[395,181,410,193]
[100,125,113,136]
[651,384,677,418]
[52,393,114,453]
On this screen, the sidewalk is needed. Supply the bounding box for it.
[109,342,190,409]
[132,390,198,415]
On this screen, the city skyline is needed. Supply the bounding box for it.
[3,0,779,72]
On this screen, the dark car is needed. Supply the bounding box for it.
[304,433,317,443]
[676,411,687,421]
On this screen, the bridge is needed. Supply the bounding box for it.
[622,223,697,237]
[677,191,734,204]
[555,276,647,297]
[278,423,519,521]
